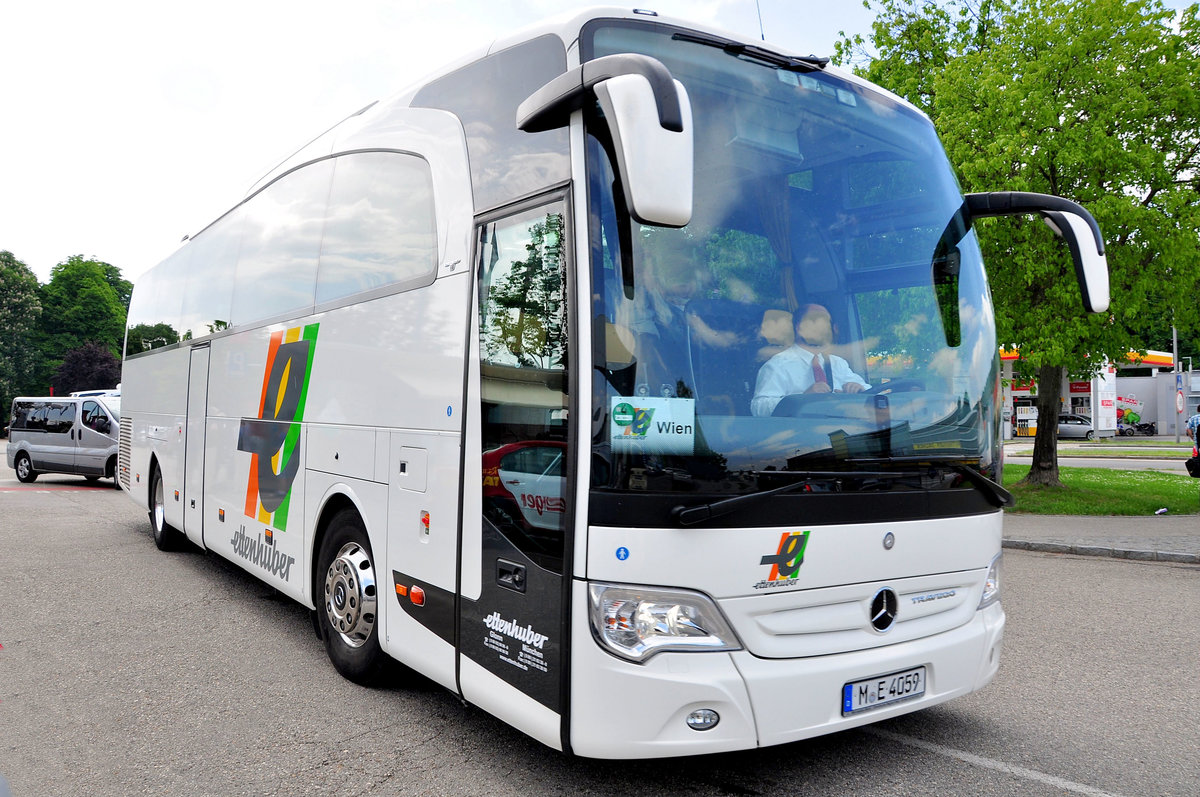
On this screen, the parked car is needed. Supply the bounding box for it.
[6,396,121,485]
[1057,413,1095,440]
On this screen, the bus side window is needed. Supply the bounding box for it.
[180,207,242,341]
[316,152,439,304]
[230,159,334,327]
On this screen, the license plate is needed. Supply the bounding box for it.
[843,666,926,715]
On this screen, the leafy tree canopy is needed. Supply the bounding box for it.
[39,255,131,361]
[0,250,43,413]
[837,0,1200,484]
[51,342,121,397]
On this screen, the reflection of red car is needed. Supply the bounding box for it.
[482,441,567,532]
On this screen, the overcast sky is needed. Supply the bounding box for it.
[0,1,881,284]
[1,1,1188,285]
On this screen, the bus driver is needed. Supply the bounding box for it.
[751,303,870,416]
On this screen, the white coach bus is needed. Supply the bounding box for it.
[120,7,1108,758]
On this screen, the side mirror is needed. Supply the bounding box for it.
[518,54,693,228]
[965,192,1109,313]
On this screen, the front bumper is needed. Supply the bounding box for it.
[567,580,1004,759]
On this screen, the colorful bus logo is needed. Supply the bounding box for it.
[238,324,319,532]
[760,531,811,581]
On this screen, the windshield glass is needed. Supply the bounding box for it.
[585,22,1000,497]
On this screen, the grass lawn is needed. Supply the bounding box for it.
[1002,464,1200,515]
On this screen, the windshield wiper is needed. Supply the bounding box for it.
[671,31,829,71]
[671,469,925,527]
[842,456,1014,509]
[670,458,1012,527]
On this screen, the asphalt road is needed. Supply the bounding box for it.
[1,470,1198,796]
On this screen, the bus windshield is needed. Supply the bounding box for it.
[586,22,1000,500]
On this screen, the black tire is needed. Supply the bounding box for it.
[316,509,389,686]
[106,456,121,488]
[149,465,185,551]
[1085,431,1095,440]
[14,453,37,483]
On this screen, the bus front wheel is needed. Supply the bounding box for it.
[317,509,389,686]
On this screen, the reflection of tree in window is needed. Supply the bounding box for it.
[704,229,781,305]
[482,213,566,371]
[125,322,181,354]
[857,287,948,381]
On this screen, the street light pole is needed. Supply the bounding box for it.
[1174,323,1181,444]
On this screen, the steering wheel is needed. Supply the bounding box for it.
[865,379,925,395]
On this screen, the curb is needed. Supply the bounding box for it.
[1005,454,1191,462]
[1003,539,1200,564]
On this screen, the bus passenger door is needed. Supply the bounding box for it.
[183,344,210,547]
[459,199,572,750]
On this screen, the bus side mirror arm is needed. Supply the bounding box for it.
[518,54,693,228]
[964,191,1109,313]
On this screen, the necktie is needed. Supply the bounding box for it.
[812,354,827,386]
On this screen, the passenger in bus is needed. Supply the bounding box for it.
[624,234,740,398]
[751,303,870,416]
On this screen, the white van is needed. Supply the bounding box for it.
[6,396,121,485]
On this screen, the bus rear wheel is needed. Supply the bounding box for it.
[149,466,185,551]
[317,509,389,685]
[14,453,37,483]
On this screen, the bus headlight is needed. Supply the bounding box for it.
[588,583,742,663]
[978,553,1002,609]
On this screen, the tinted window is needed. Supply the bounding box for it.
[316,152,438,304]
[231,160,334,325]
[180,206,243,340]
[11,402,36,430]
[125,248,186,354]
[45,402,76,434]
[478,203,570,572]
[413,35,569,212]
[81,401,110,431]
[499,444,563,477]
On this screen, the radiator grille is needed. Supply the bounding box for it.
[118,417,132,490]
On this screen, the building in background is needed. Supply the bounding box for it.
[1000,349,1193,438]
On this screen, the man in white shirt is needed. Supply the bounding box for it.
[751,304,870,416]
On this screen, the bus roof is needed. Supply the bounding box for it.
[172,6,920,262]
[243,6,896,198]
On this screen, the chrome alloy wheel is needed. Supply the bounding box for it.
[15,455,32,481]
[152,472,166,533]
[324,541,377,648]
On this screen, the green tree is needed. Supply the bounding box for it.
[0,251,43,414]
[37,256,130,385]
[838,0,1200,486]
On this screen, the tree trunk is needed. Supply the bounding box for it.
[1020,364,1065,487]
